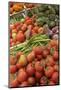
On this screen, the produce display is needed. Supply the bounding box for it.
[9,2,59,88]
[9,2,36,15]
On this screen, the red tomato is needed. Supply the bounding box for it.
[10,55,17,65]
[10,78,19,88]
[46,56,55,66]
[33,26,39,33]
[35,71,42,79]
[10,65,17,73]
[48,81,55,85]
[33,46,43,56]
[25,16,30,21]
[28,25,33,30]
[42,49,49,58]
[17,69,27,83]
[28,77,35,85]
[26,63,35,76]
[16,31,25,42]
[25,19,33,25]
[21,23,27,32]
[40,76,47,85]
[20,81,29,87]
[44,66,54,78]
[10,24,15,30]
[27,51,35,62]
[53,51,58,61]
[51,72,59,83]
[14,22,20,27]
[12,29,17,33]
[54,64,59,72]
[36,55,42,60]
[35,61,44,72]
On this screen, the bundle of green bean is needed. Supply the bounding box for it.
[10,34,50,55]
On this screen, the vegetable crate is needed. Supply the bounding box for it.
[9,2,60,88]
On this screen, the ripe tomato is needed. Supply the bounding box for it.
[53,51,58,61]
[36,55,42,60]
[35,61,44,72]
[51,72,59,83]
[20,81,29,87]
[40,76,47,85]
[17,69,27,83]
[28,77,35,85]
[46,56,55,66]
[10,24,15,30]
[10,78,19,88]
[54,64,59,72]
[25,19,33,25]
[21,23,27,32]
[16,31,25,42]
[35,71,42,79]
[48,81,55,85]
[26,63,35,76]
[10,65,17,74]
[42,49,49,58]
[28,25,33,30]
[44,66,54,78]
[27,51,35,62]
[33,26,39,33]
[33,46,43,56]
[10,55,17,65]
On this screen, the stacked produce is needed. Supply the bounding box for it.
[9,2,36,15]
[9,2,59,88]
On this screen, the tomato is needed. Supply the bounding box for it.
[27,51,35,62]
[28,77,35,85]
[25,19,33,25]
[54,64,59,72]
[10,78,19,88]
[38,27,44,34]
[44,66,54,78]
[36,55,42,60]
[26,63,35,76]
[28,25,33,30]
[17,69,27,83]
[10,55,17,65]
[35,71,42,79]
[20,81,29,87]
[12,29,17,33]
[10,65,17,74]
[16,31,25,42]
[33,26,39,33]
[51,72,59,83]
[46,56,55,66]
[33,46,43,56]
[10,24,15,30]
[53,51,58,61]
[40,76,47,85]
[35,61,44,72]
[42,49,49,58]
[21,23,27,32]
[25,16,30,21]
[48,81,55,85]
[14,22,20,28]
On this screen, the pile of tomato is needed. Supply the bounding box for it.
[10,40,59,87]
[10,17,44,47]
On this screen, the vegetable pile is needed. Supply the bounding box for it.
[9,2,59,88]
[10,40,59,87]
